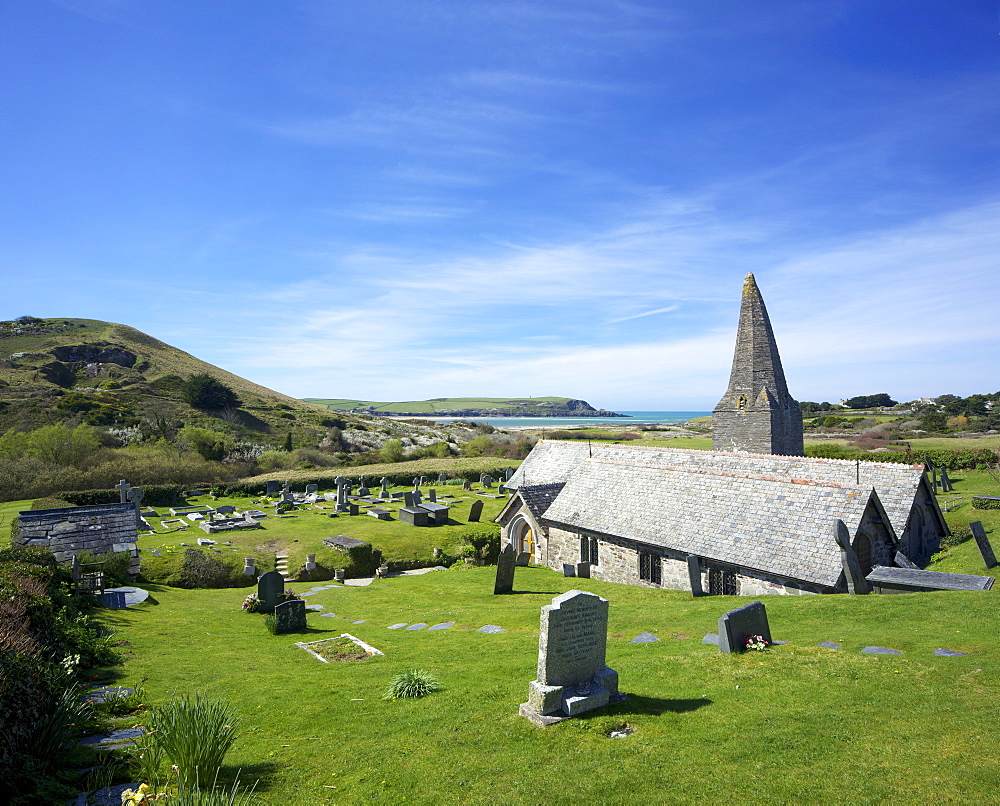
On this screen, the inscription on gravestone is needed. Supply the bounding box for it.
[522,590,620,724]
[273,599,307,633]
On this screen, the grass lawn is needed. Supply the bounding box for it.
[97,567,998,804]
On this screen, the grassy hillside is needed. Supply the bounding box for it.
[0,317,376,445]
[303,396,619,416]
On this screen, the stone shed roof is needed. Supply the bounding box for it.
[508,440,926,540]
[540,456,883,588]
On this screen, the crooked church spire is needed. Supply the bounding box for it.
[712,273,804,455]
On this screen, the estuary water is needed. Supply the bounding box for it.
[401,411,710,429]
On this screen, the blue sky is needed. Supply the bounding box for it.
[2,1,997,410]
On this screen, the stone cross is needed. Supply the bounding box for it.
[126,487,145,529]
[834,518,870,595]
[494,543,516,594]
[523,590,619,722]
[380,478,389,495]
[969,521,998,569]
[115,479,131,504]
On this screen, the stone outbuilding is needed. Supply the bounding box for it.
[15,503,140,576]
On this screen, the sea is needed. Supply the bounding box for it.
[404,411,710,429]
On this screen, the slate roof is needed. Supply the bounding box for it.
[540,456,879,588]
[518,483,566,521]
[507,440,925,540]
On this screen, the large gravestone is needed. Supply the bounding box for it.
[940,467,953,493]
[257,570,285,614]
[718,601,771,653]
[687,555,704,596]
[462,479,472,491]
[126,487,145,529]
[834,518,870,595]
[399,507,429,526]
[273,599,307,633]
[494,543,516,594]
[305,483,318,494]
[521,590,620,725]
[380,478,390,496]
[266,480,280,496]
[969,521,998,569]
[468,500,484,523]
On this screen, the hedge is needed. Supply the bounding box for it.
[805,445,997,470]
[57,484,185,507]
[972,496,1000,510]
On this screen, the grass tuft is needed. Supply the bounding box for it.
[382,669,443,700]
[146,693,240,787]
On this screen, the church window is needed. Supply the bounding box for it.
[737,395,748,410]
[639,552,661,585]
[708,567,738,595]
[580,535,599,565]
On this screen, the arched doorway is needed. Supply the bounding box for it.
[513,517,535,563]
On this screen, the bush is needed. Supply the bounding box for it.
[139,548,263,589]
[181,374,241,411]
[59,484,185,507]
[972,496,1000,510]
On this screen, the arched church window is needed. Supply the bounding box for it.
[737,395,748,410]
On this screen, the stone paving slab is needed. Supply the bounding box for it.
[862,646,902,655]
[319,613,337,618]
[630,632,660,643]
[77,728,144,747]
[815,641,841,650]
[427,622,454,631]
[388,623,408,629]
[933,648,967,657]
[70,782,141,806]
[352,619,366,624]
[84,686,134,704]
[477,625,504,633]
[406,623,428,631]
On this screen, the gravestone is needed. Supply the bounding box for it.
[483,475,493,488]
[687,555,704,597]
[419,476,428,486]
[438,474,447,484]
[428,488,437,502]
[834,518,870,594]
[115,479,131,504]
[357,485,370,497]
[468,500,484,523]
[462,479,472,491]
[521,590,620,724]
[630,632,659,644]
[419,502,449,525]
[266,480,280,496]
[412,490,422,507]
[126,487,145,529]
[895,551,920,569]
[575,562,591,578]
[515,552,530,566]
[380,478,390,495]
[305,553,317,571]
[494,543,516,594]
[403,492,416,508]
[257,570,285,614]
[969,521,998,569]
[399,507,429,526]
[718,601,771,653]
[216,505,236,515]
[273,599,307,633]
[562,563,576,577]
[305,484,318,494]
[412,477,420,490]
[506,467,515,481]
[940,467,953,492]
[243,558,256,577]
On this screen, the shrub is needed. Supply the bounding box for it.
[972,496,1000,510]
[59,484,185,507]
[181,373,241,411]
[383,669,443,700]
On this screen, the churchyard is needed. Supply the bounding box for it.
[2,468,998,803]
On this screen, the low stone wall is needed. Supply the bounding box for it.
[16,503,139,575]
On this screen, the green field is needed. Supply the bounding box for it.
[301,396,592,414]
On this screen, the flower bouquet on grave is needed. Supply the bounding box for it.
[241,593,260,613]
[275,589,300,603]
[744,634,769,652]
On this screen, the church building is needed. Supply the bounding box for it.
[497,275,947,595]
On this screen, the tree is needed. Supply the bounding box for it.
[380,439,405,463]
[181,373,241,411]
[283,432,293,452]
[843,393,896,410]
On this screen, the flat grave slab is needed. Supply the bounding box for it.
[933,648,967,657]
[298,591,317,597]
[101,586,149,607]
[630,632,659,643]
[323,535,368,549]
[477,624,504,633]
[399,507,430,526]
[427,622,454,631]
[405,622,428,630]
[861,646,902,655]
[816,641,841,650]
[866,566,994,593]
[84,686,135,704]
[352,619,366,624]
[77,728,145,747]
[306,604,324,610]
[702,633,719,644]
[319,613,337,618]
[367,508,392,520]
[388,623,408,629]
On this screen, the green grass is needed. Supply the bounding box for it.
[929,469,1000,575]
[94,567,999,804]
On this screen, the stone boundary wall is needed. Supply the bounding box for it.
[16,503,139,574]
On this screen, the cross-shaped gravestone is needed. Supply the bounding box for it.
[126,487,145,529]
[380,477,389,493]
[115,479,131,504]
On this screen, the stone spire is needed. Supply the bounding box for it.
[712,273,803,455]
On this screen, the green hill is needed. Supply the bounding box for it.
[302,396,625,417]
[0,316,360,443]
